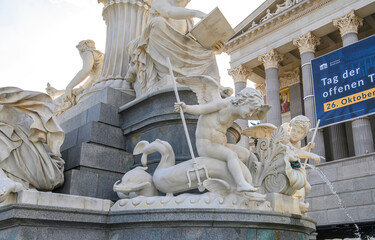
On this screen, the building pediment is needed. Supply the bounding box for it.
[231,0,307,40]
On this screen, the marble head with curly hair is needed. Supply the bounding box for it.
[290,115,311,138]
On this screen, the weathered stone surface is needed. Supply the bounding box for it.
[352,175,375,191]
[306,153,375,227]
[323,179,354,195]
[55,167,123,201]
[357,204,375,221]
[57,87,135,124]
[326,207,359,224]
[61,121,126,152]
[308,184,325,198]
[0,206,316,240]
[266,193,301,215]
[340,190,373,207]
[59,102,121,133]
[307,211,328,226]
[18,190,113,211]
[62,142,133,173]
[310,195,339,211]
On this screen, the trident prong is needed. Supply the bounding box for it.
[167,57,210,192]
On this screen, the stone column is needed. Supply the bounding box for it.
[333,11,373,155]
[258,49,283,126]
[293,31,326,159]
[279,68,303,119]
[228,65,251,148]
[98,0,150,83]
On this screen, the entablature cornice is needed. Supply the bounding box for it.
[225,0,330,55]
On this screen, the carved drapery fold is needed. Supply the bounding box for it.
[293,31,320,55]
[333,10,363,37]
[258,49,283,70]
[98,0,150,82]
[228,65,252,83]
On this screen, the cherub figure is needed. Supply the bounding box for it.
[174,75,270,192]
[282,115,322,163]
[282,115,323,212]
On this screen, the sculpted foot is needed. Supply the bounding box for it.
[0,179,23,202]
[237,182,258,192]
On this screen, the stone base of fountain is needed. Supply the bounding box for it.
[0,195,316,240]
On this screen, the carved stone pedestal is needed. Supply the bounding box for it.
[119,87,241,171]
[0,203,316,240]
[55,87,135,201]
[266,193,301,215]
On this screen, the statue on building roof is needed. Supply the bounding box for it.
[274,0,294,15]
[260,9,274,23]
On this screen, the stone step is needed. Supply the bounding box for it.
[55,167,124,201]
[0,190,113,212]
[56,87,134,126]
[61,121,126,152]
[61,142,133,173]
[58,102,121,133]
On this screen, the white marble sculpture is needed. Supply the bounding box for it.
[112,139,271,211]
[46,40,104,114]
[0,87,65,202]
[113,166,158,199]
[125,0,223,97]
[245,115,323,213]
[113,75,271,210]
[260,9,273,23]
[274,0,294,15]
[175,76,271,192]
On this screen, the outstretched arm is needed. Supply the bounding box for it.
[290,145,322,163]
[64,51,94,100]
[152,0,206,19]
[175,100,227,115]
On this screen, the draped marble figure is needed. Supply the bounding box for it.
[126,0,221,97]
[46,40,104,114]
[0,87,65,202]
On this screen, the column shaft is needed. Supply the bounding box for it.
[342,32,375,156]
[352,118,374,155]
[289,83,304,119]
[300,52,326,159]
[342,32,359,46]
[266,68,282,126]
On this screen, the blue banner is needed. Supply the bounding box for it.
[311,34,375,127]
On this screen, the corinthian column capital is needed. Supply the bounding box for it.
[258,49,283,70]
[228,65,252,83]
[333,10,363,37]
[293,31,320,55]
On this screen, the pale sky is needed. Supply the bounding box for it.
[0,0,264,92]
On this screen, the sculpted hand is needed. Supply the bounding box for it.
[174,102,187,113]
[45,83,58,96]
[306,142,315,151]
[211,40,225,54]
[64,86,73,102]
[194,10,207,19]
[310,152,324,164]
